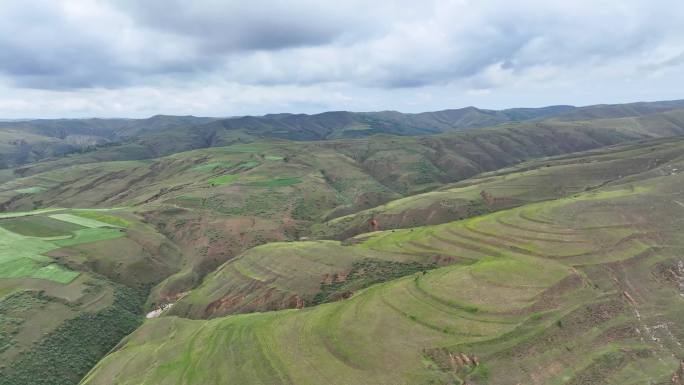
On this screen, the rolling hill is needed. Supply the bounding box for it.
[0,117,653,307]
[0,116,216,169]
[1,99,684,385]
[170,137,684,319]
[312,137,684,239]
[4,99,684,172]
[79,140,684,385]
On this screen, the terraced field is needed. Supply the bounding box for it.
[82,166,684,384]
[170,240,440,318]
[0,209,133,283]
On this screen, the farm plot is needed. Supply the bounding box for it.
[208,174,240,187]
[0,226,79,284]
[70,211,131,227]
[0,210,126,285]
[191,161,232,172]
[51,228,125,247]
[49,213,118,228]
[0,215,84,237]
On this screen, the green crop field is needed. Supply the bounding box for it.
[236,160,261,169]
[0,211,128,285]
[0,215,84,237]
[29,263,80,283]
[0,210,130,286]
[0,226,73,282]
[71,211,131,228]
[52,228,126,247]
[191,161,233,172]
[208,174,240,186]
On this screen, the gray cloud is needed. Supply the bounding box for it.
[115,0,370,51]
[0,0,683,117]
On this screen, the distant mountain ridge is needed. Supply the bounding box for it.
[1,99,684,168]
[202,104,577,140]
[0,115,218,140]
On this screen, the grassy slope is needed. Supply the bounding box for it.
[0,121,641,305]
[0,119,679,308]
[171,139,684,320]
[313,137,684,238]
[0,122,636,210]
[169,240,439,318]
[81,165,684,384]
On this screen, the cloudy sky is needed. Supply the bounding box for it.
[1,0,683,118]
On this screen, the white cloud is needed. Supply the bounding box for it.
[0,0,682,117]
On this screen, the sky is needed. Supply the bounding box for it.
[1,0,683,118]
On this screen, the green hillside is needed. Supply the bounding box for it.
[313,137,684,238]
[0,118,651,308]
[2,101,684,385]
[80,153,684,385]
[171,137,684,319]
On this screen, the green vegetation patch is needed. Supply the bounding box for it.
[0,227,55,264]
[0,208,63,219]
[52,228,126,247]
[208,174,240,187]
[191,161,232,172]
[246,177,302,188]
[31,263,80,284]
[0,215,84,237]
[49,213,115,228]
[236,160,260,169]
[71,211,130,228]
[0,259,78,284]
[14,186,47,194]
[0,291,50,354]
[0,285,144,385]
[0,258,44,280]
